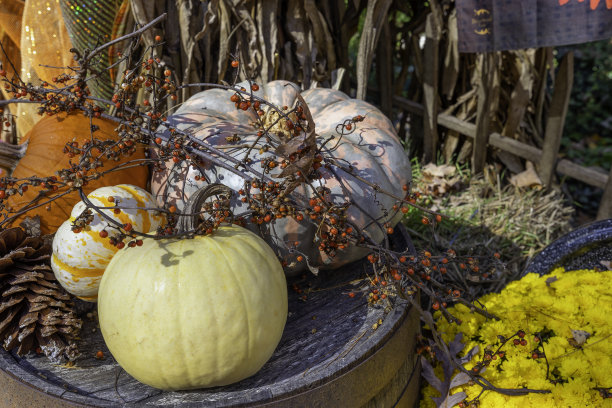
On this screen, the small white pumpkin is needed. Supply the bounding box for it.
[97,225,288,390]
[51,184,164,301]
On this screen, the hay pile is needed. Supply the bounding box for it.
[403,162,575,293]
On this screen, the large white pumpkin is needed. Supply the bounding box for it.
[97,225,288,390]
[51,184,164,301]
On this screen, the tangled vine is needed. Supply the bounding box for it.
[0,13,556,402]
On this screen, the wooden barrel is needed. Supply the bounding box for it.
[0,226,420,407]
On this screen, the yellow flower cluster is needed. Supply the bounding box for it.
[420,268,612,407]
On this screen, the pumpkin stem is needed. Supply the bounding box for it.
[0,141,27,176]
[178,184,233,233]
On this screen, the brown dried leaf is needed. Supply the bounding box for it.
[509,162,542,188]
[545,276,558,287]
[422,163,456,178]
[568,329,590,348]
[275,93,317,184]
[19,216,41,238]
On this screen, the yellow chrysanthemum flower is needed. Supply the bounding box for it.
[420,268,612,408]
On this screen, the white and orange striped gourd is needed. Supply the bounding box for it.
[51,184,164,301]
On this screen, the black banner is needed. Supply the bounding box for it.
[457,0,612,52]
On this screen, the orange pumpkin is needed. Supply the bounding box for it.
[6,113,149,234]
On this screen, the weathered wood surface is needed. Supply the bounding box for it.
[391,94,610,188]
[422,10,441,163]
[0,227,419,407]
[472,53,497,174]
[597,166,612,220]
[539,51,574,187]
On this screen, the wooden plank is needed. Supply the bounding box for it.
[376,22,393,117]
[597,166,612,220]
[355,0,394,100]
[539,51,574,187]
[472,53,496,174]
[390,95,609,191]
[556,159,608,190]
[422,12,441,163]
[392,95,425,116]
[438,113,475,137]
[489,133,541,164]
[501,50,534,140]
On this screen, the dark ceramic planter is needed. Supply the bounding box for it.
[523,218,612,276]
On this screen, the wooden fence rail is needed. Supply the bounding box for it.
[391,94,612,220]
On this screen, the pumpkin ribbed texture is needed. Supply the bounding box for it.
[51,184,164,301]
[97,225,288,390]
[151,80,411,274]
[8,113,149,234]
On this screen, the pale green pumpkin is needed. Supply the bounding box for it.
[97,225,288,390]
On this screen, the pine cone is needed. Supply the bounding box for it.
[0,227,82,362]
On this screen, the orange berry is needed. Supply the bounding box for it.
[231,60,239,68]
[155,35,162,42]
[168,205,177,213]
[95,350,104,359]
